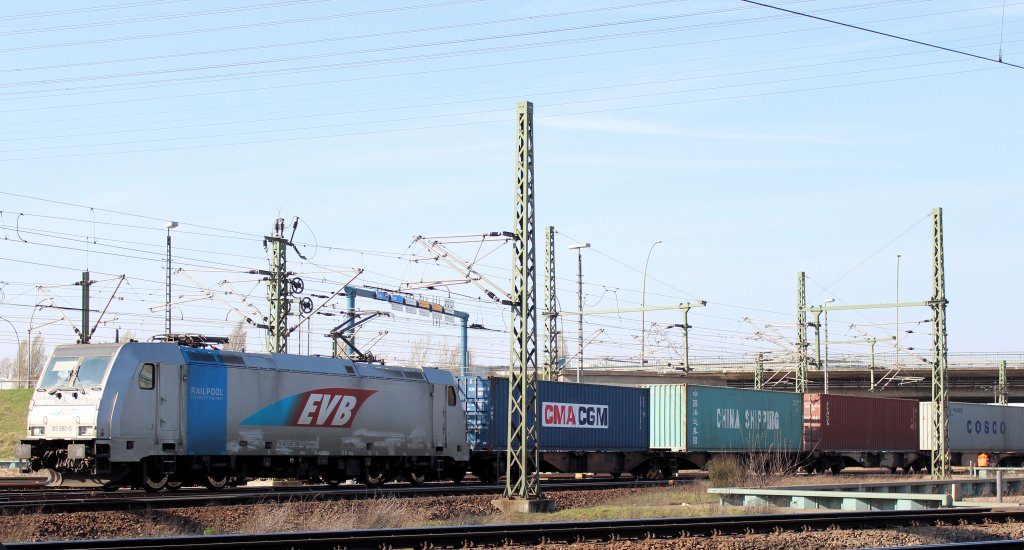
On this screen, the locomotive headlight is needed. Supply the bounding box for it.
[29,426,45,436]
[78,426,95,437]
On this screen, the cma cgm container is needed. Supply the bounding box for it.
[804,393,919,452]
[648,385,803,452]
[459,377,656,480]
[920,401,1024,454]
[460,377,649,452]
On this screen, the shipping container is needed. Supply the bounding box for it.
[459,377,649,452]
[920,401,1024,452]
[803,393,918,452]
[648,384,803,452]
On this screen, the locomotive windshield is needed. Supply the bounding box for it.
[38,355,112,390]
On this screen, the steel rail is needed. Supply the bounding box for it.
[7,507,1020,549]
[878,542,1024,549]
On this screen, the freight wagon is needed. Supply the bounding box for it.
[17,342,469,490]
[647,384,804,469]
[802,393,922,474]
[459,377,665,480]
[920,401,1024,467]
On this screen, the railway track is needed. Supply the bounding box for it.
[6,507,1023,549]
[0,476,681,514]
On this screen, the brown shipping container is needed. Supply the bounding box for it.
[803,393,919,452]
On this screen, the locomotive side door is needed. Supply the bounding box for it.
[157,363,182,443]
[432,384,447,452]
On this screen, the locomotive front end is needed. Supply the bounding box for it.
[15,344,117,486]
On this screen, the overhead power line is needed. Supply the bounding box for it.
[739,0,1024,70]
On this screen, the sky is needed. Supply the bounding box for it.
[0,0,1021,377]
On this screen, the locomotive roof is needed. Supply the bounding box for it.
[52,342,455,385]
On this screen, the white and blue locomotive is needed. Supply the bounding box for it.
[16,342,469,491]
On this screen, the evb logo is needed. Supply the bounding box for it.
[242,388,377,428]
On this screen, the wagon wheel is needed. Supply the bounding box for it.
[474,463,499,484]
[642,462,663,480]
[448,466,466,484]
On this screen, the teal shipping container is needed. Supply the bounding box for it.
[648,385,803,452]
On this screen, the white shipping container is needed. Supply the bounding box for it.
[919,401,1024,452]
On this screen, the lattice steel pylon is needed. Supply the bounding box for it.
[505,101,542,500]
[755,352,765,390]
[265,218,289,353]
[997,360,1008,405]
[542,225,558,381]
[930,207,950,479]
[796,271,808,393]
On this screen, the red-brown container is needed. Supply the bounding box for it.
[803,393,919,452]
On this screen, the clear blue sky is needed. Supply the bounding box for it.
[1,0,1021,374]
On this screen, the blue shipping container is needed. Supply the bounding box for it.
[461,377,649,452]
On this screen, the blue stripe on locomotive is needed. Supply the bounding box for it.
[183,351,228,455]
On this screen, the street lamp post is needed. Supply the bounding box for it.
[823,297,835,393]
[568,243,590,382]
[165,221,179,337]
[639,240,662,368]
[896,254,901,371]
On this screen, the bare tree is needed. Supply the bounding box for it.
[119,329,137,343]
[408,335,433,367]
[225,320,247,352]
[0,335,46,387]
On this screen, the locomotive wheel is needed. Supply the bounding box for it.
[141,462,169,492]
[322,470,347,486]
[165,479,183,492]
[142,473,168,493]
[42,468,63,487]
[203,470,230,491]
[362,470,387,488]
[406,469,427,486]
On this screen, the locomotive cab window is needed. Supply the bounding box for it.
[139,363,155,390]
[447,386,457,406]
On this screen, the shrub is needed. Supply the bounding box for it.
[707,455,745,488]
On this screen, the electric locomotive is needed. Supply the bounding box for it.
[16,341,469,491]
